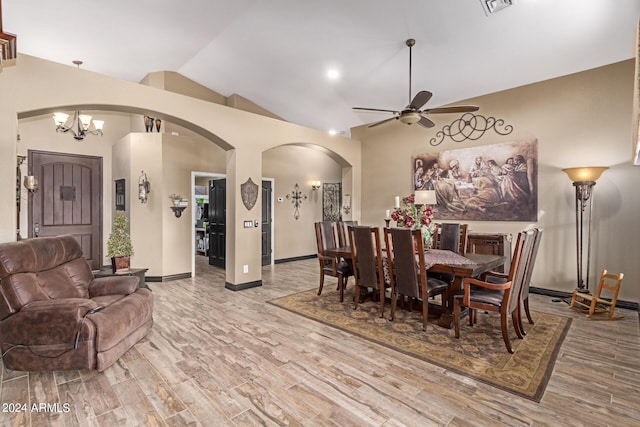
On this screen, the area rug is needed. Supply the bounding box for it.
[268,288,572,402]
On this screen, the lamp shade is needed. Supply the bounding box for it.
[414,189,436,205]
[562,166,608,183]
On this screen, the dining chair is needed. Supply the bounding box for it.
[477,227,542,336]
[453,229,534,353]
[349,226,388,317]
[384,227,449,331]
[337,220,358,247]
[314,222,352,301]
[433,223,468,254]
[519,227,543,330]
[569,270,625,320]
[431,223,468,284]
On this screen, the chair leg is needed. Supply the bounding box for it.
[421,297,428,332]
[517,305,527,337]
[523,297,534,325]
[454,298,461,338]
[339,274,345,302]
[501,313,514,354]
[512,310,524,339]
[379,287,385,318]
[317,272,325,296]
[390,290,397,321]
[353,282,361,310]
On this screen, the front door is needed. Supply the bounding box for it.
[28,150,103,270]
[208,179,226,268]
[261,180,272,266]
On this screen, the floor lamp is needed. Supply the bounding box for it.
[562,166,608,293]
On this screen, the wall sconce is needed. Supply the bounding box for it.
[343,193,351,215]
[23,175,39,193]
[138,171,151,203]
[311,180,321,191]
[169,194,188,218]
[562,166,609,293]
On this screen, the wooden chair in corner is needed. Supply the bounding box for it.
[314,222,352,302]
[384,227,449,331]
[453,229,534,353]
[569,270,624,320]
[349,226,388,317]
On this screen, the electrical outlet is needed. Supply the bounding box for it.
[243,265,249,273]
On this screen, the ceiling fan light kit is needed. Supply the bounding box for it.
[353,39,479,129]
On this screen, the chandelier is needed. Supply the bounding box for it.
[53,111,104,141]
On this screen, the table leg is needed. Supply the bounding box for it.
[437,275,463,329]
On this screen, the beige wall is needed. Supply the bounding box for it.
[353,60,639,302]
[263,145,344,260]
[1,54,361,287]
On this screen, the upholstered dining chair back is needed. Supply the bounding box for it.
[506,229,535,316]
[350,226,383,291]
[338,221,358,247]
[317,221,338,252]
[350,226,387,316]
[439,223,461,253]
[387,227,422,299]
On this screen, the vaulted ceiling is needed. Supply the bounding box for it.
[4,0,639,136]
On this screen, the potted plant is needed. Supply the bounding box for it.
[107,211,134,272]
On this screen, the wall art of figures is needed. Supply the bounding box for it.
[412,139,538,221]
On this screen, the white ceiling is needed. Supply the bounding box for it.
[4,0,639,137]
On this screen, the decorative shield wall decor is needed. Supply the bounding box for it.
[240,178,259,211]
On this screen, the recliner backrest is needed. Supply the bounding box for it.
[0,235,92,319]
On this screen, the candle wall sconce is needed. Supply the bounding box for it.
[311,180,321,191]
[138,171,150,203]
[342,193,351,215]
[286,183,307,220]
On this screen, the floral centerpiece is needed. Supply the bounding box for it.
[391,195,436,249]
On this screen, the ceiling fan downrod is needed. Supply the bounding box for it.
[406,38,415,106]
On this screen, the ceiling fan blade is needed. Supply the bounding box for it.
[353,107,400,114]
[368,117,398,128]
[417,116,435,128]
[409,90,433,110]
[423,105,479,114]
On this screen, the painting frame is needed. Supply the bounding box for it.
[413,139,538,221]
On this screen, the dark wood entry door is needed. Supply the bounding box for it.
[261,180,272,266]
[28,150,103,270]
[208,179,226,268]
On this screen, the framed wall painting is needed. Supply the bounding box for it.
[412,139,538,221]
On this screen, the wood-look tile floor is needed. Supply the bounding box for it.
[1,256,639,426]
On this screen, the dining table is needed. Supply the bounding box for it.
[324,246,506,330]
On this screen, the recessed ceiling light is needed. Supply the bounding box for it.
[327,69,340,80]
[328,129,338,135]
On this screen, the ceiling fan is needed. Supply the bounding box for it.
[353,39,479,128]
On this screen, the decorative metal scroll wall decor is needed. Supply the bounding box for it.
[322,182,342,221]
[429,112,513,146]
[286,183,307,220]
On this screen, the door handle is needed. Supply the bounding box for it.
[33,223,40,237]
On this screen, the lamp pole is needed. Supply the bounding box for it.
[562,167,608,293]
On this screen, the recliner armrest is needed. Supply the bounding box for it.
[89,276,139,297]
[1,298,97,345]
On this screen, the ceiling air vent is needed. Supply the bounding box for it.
[480,0,513,15]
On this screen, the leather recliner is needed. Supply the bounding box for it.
[0,235,153,372]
